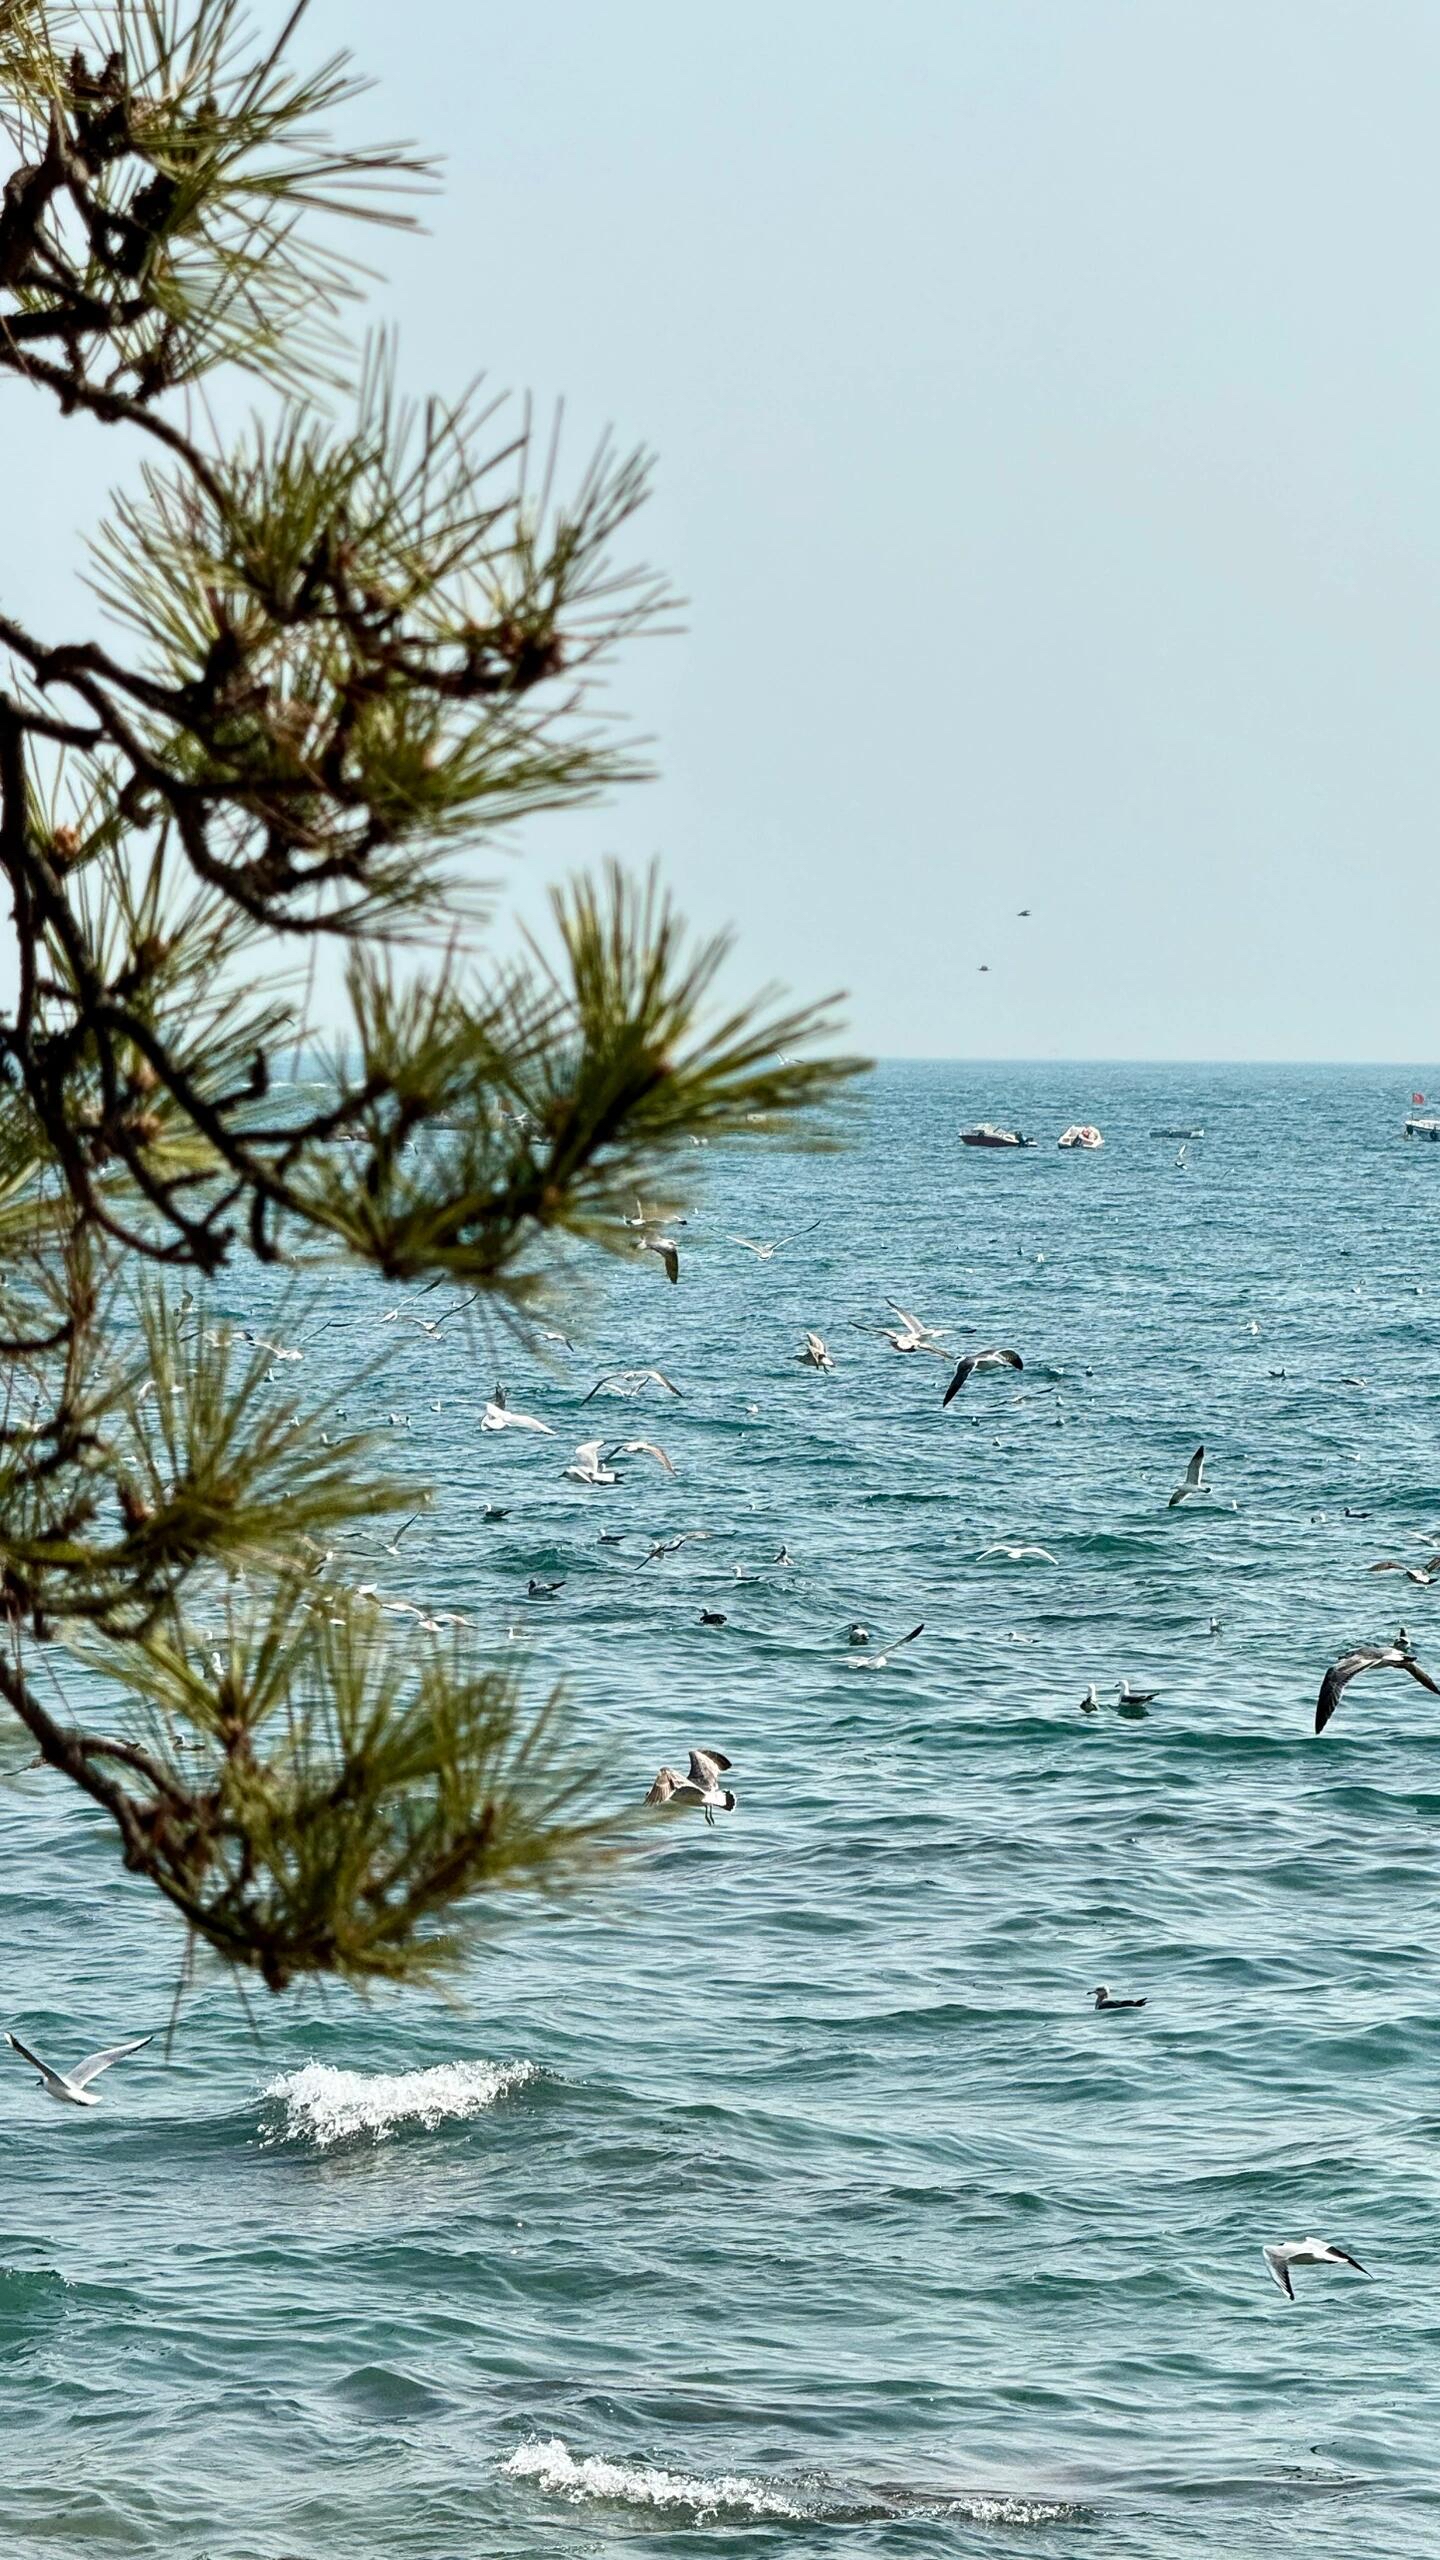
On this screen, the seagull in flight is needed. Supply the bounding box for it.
[607,1438,676,1476]
[799,1331,834,1370]
[870,1301,952,1356]
[1314,1638,1440,1733]
[644,1746,736,1824]
[942,1348,1023,1405]
[482,1386,555,1435]
[1168,1446,1210,1507]
[729,1224,819,1261]
[1262,2238,1368,2301]
[4,2028,152,2108]
[977,1542,1058,1564]
[637,1532,711,1568]
[639,1234,680,1284]
[564,1440,620,1485]
[846,1621,924,1669]
[582,1367,684,1403]
[1091,1985,1146,2010]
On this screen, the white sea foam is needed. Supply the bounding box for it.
[261,2057,538,2148]
[501,2436,807,2519]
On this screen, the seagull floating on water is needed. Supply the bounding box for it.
[1314,1638,1440,1733]
[943,1348,1023,1406]
[1116,1679,1159,1708]
[699,1608,728,1626]
[1262,2238,1368,2301]
[564,1440,619,1486]
[526,1576,565,1599]
[1091,1985,1147,2010]
[5,2028,152,2108]
[644,1747,735,1824]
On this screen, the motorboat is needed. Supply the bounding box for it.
[959,1124,1033,1149]
[1405,1117,1440,1142]
[1149,1126,1203,1139]
[1058,1124,1103,1150]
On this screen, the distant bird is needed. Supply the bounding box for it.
[4,2028,152,2108]
[699,1609,728,1627]
[582,1367,684,1403]
[1017,908,1031,917]
[1168,1446,1209,1507]
[1175,1145,1187,1169]
[644,1747,735,1825]
[1314,1641,1440,1734]
[847,1622,870,1645]
[482,1386,555,1435]
[799,1331,834,1370]
[942,1348,1023,1405]
[846,1622,923,1669]
[1368,1556,1440,1583]
[730,1225,819,1261]
[978,964,989,973]
[640,1235,680,1284]
[564,1440,619,1486]
[1262,2238,1368,2302]
[1091,1986,1146,2011]
[977,1542,1058,1564]
[1115,1679,1159,1708]
[637,1532,710,1569]
[482,1504,509,1522]
[382,1515,423,1556]
[1080,1684,1101,1712]
[774,1545,795,1567]
[596,1529,627,1545]
[607,1438,676,1476]
[526,1577,565,1599]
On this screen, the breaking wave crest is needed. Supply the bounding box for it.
[501,2436,1080,2526]
[501,2437,807,2519]
[261,2057,539,2148]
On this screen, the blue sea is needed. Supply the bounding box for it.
[6,1062,1440,2558]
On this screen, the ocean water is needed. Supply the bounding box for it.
[6,1060,1440,2559]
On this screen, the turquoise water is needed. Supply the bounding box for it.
[6,1062,1440,2558]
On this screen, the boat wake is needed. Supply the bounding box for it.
[259,2058,539,2149]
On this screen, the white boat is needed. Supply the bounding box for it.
[1058,1124,1103,1150]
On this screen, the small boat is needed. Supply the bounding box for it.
[960,1124,1033,1149]
[1150,1126,1203,1140]
[1058,1124,1103,1150]
[1405,1117,1440,1142]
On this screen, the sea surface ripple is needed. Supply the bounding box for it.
[6,1062,1440,2558]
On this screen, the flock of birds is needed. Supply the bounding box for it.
[7,1173,1429,2310]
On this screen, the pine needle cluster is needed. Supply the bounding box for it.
[0,0,860,1990]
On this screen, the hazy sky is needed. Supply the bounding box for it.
[9,2,1440,1059]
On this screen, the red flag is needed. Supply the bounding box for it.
[1414,1091,1426,1106]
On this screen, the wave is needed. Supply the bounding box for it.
[501,2437,1080,2527]
[260,2057,539,2149]
[501,2436,806,2519]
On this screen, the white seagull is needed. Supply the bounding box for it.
[846,1621,924,1669]
[582,1367,684,1403]
[729,1225,819,1260]
[1115,1679,1159,1708]
[564,1440,619,1485]
[644,1747,736,1824]
[1168,1446,1209,1508]
[942,1349,1023,1406]
[868,1301,951,1356]
[1262,2238,1368,2301]
[607,1438,676,1476]
[639,1234,680,1284]
[5,2028,153,2108]
[977,1542,1058,1564]
[799,1331,834,1370]
[481,1386,555,1435]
